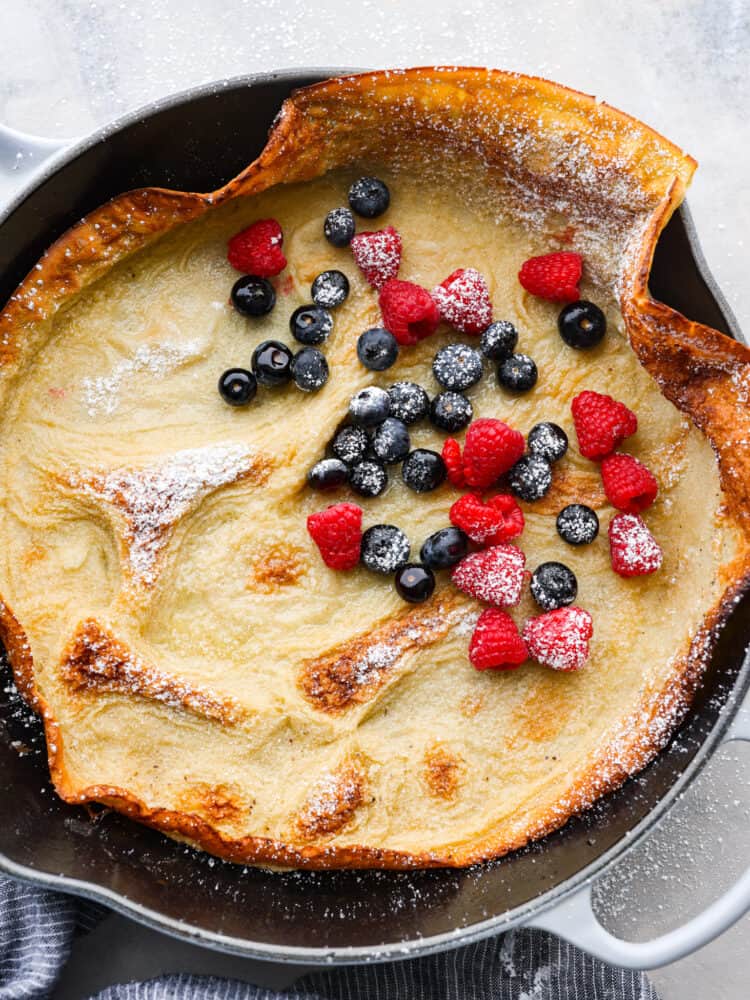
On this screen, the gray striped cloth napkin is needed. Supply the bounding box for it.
[0,872,659,999]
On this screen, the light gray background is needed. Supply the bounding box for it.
[1,1,749,998]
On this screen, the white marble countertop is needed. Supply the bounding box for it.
[1,1,748,998]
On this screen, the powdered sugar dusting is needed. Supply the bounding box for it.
[451,545,526,607]
[70,443,258,586]
[80,339,205,417]
[609,512,663,576]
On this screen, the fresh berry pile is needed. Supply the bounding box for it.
[214,174,667,680]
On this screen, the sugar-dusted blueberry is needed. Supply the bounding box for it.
[372,417,410,464]
[402,449,447,493]
[357,327,399,371]
[348,386,391,427]
[324,207,356,247]
[420,526,469,570]
[498,353,538,392]
[348,176,390,218]
[218,368,257,406]
[508,453,552,501]
[331,425,369,465]
[292,347,329,392]
[361,524,411,574]
[311,270,350,309]
[429,391,473,433]
[527,422,568,463]
[558,300,607,349]
[432,343,484,392]
[231,275,276,317]
[290,304,333,345]
[530,561,578,610]
[387,381,430,424]
[349,458,388,497]
[395,563,435,603]
[251,340,294,386]
[480,320,518,361]
[307,458,349,490]
[556,503,600,545]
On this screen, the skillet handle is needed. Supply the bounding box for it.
[526,694,750,970]
[0,123,75,207]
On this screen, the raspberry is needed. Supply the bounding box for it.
[442,438,466,488]
[601,453,658,513]
[227,219,286,277]
[450,493,524,546]
[518,251,582,302]
[350,226,402,288]
[608,513,663,577]
[379,279,441,346]
[571,390,638,460]
[523,606,593,671]
[432,268,493,335]
[451,544,526,607]
[307,502,362,571]
[469,609,528,671]
[463,418,526,489]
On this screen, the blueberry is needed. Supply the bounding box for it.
[558,300,607,349]
[480,320,518,361]
[372,418,410,464]
[429,391,473,432]
[348,386,391,427]
[331,425,370,465]
[530,561,578,611]
[324,207,356,247]
[556,504,600,545]
[395,563,435,603]
[361,524,411,574]
[432,343,484,391]
[348,176,390,218]
[402,449,447,493]
[307,458,349,490]
[357,327,399,371]
[218,368,257,406]
[251,340,294,386]
[387,381,430,424]
[498,353,538,392]
[290,304,333,345]
[420,527,469,569]
[349,459,388,497]
[292,348,329,392]
[231,275,276,317]
[508,454,552,501]
[527,422,568,463]
[311,270,350,309]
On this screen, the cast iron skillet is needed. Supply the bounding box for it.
[0,70,749,970]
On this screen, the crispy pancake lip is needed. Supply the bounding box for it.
[2,66,750,870]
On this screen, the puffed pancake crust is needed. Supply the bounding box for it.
[1,68,749,870]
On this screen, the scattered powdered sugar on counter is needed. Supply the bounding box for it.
[80,339,204,417]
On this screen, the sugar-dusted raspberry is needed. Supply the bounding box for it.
[227,218,286,277]
[571,390,638,460]
[307,502,362,571]
[350,226,402,289]
[469,609,528,671]
[450,493,524,546]
[608,513,663,577]
[379,279,441,346]
[451,544,526,607]
[432,268,493,335]
[523,606,593,671]
[601,453,658,513]
[518,251,581,302]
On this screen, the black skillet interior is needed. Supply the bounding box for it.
[0,72,747,955]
